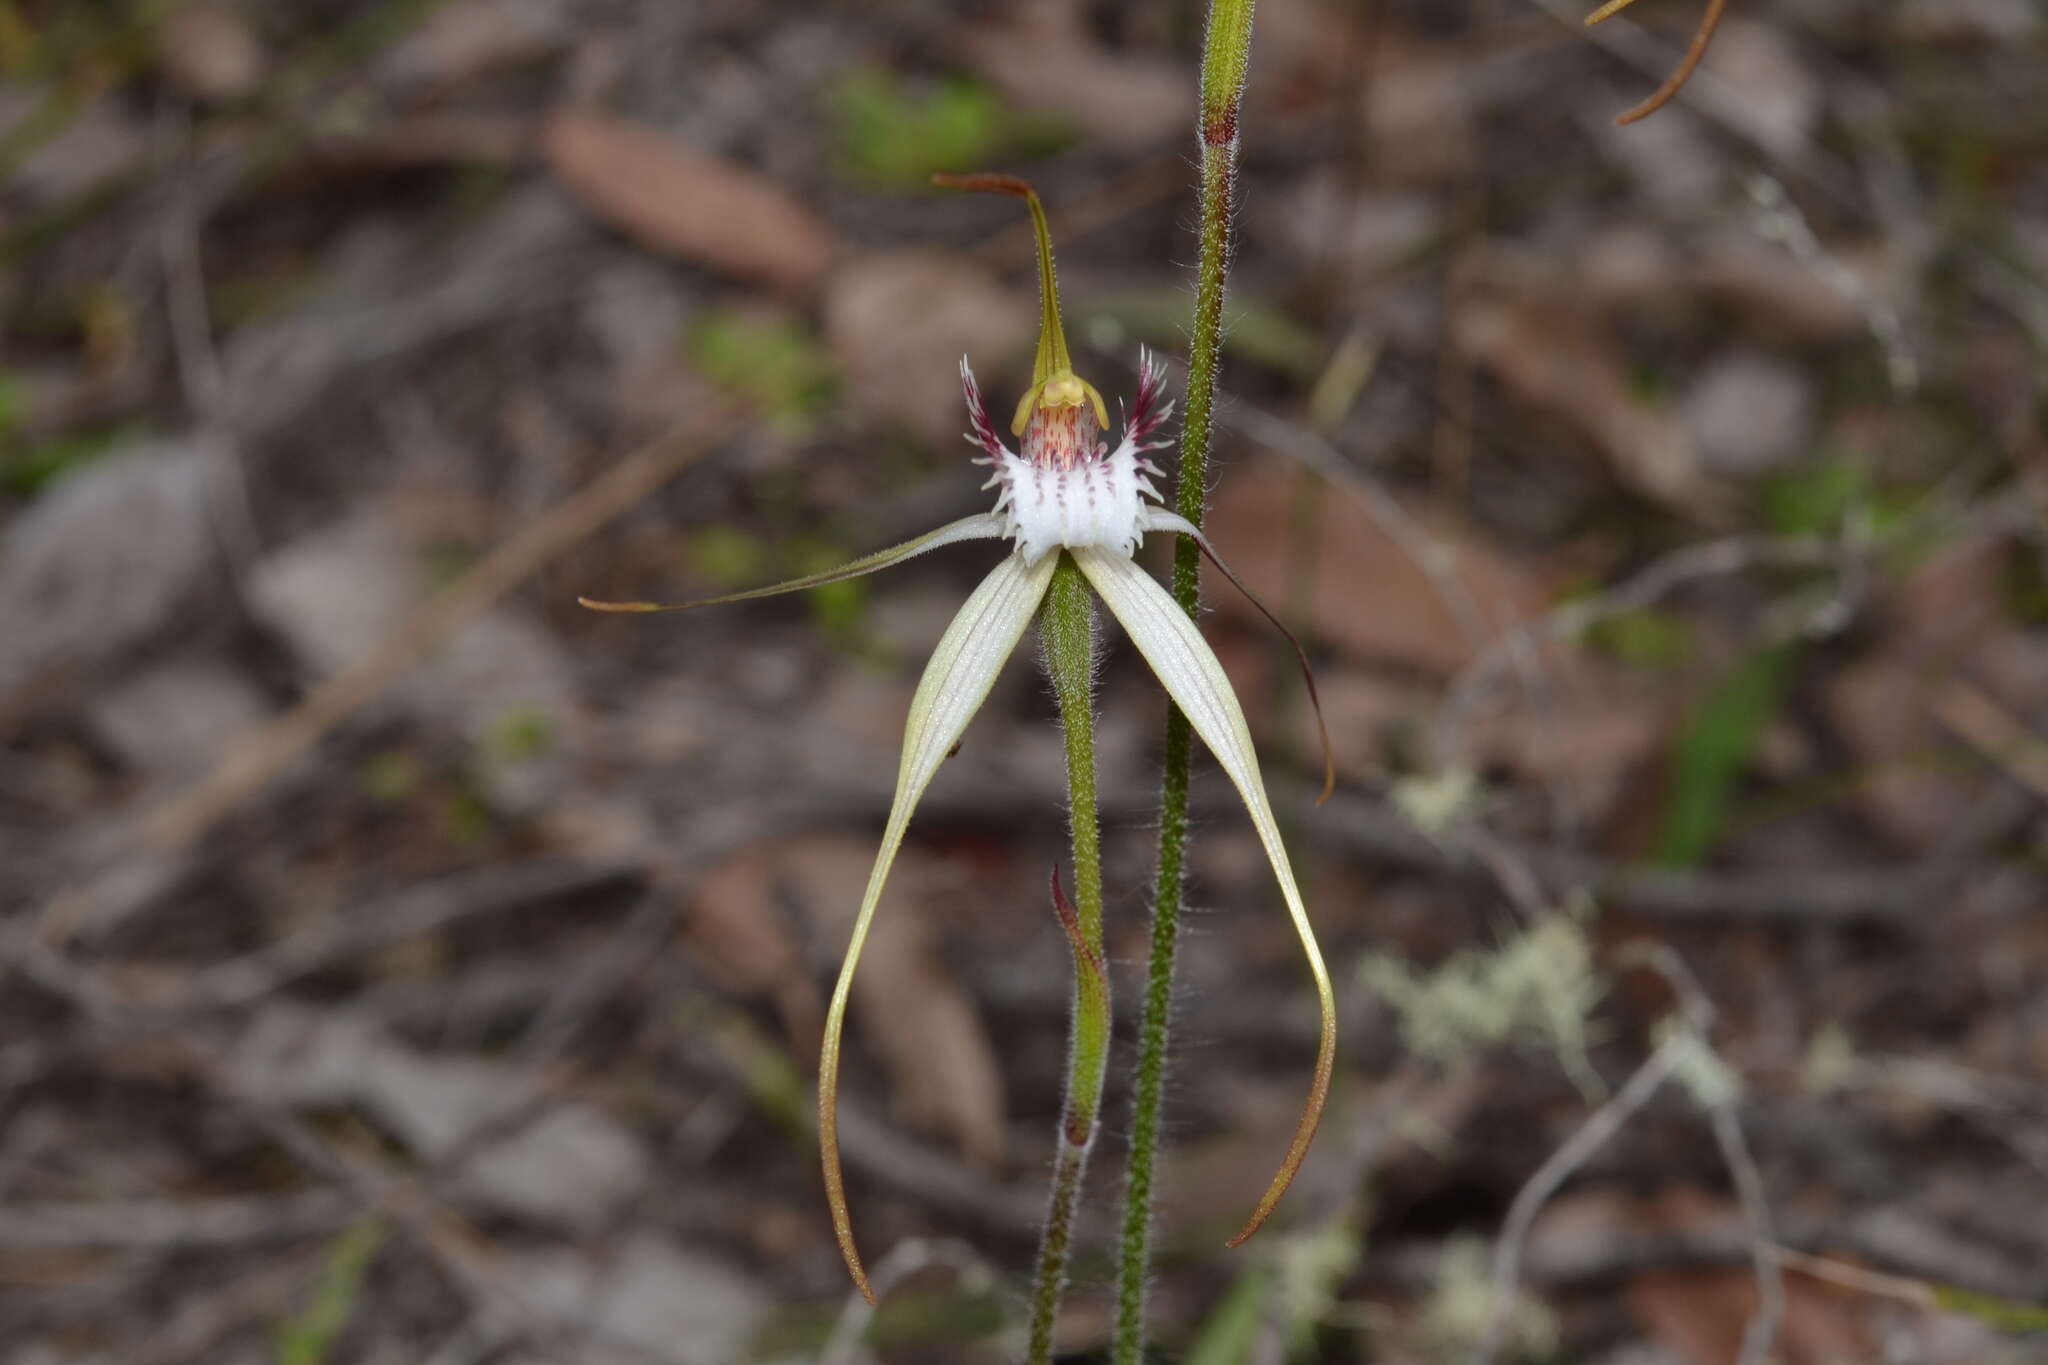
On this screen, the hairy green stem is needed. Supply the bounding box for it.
[1114,1,1256,1357]
[1027,553,1110,1363]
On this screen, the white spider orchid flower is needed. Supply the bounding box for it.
[583,175,1336,1303]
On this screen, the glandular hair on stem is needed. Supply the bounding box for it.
[1037,614,1102,694]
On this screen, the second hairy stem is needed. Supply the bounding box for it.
[1116,1,1254,1358]
[1027,553,1111,1363]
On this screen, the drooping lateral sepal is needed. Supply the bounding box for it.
[1071,545,1337,1247]
[1139,508,1335,804]
[817,549,1059,1302]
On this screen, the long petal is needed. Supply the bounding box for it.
[578,513,1007,612]
[820,549,1058,1301]
[1140,508,1336,804]
[1072,545,1337,1247]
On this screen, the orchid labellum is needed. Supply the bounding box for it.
[584,174,1336,1302]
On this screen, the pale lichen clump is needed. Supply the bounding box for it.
[1359,910,1604,1099]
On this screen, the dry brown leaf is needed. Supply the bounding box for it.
[157,4,267,103]
[1205,454,1555,678]
[1896,0,2042,43]
[1452,265,1733,522]
[684,845,822,1058]
[544,110,838,292]
[1691,233,1891,344]
[1826,531,2048,849]
[1360,38,1482,185]
[780,836,1008,1170]
[1261,4,1494,186]
[954,0,1184,150]
[1203,456,1669,821]
[823,249,1033,451]
[1629,1190,1872,1365]
[1632,1266,1873,1365]
[1705,20,1822,164]
[1470,665,1669,822]
[1541,1187,1875,1365]
[1507,225,1872,353]
[378,0,571,95]
[306,114,535,171]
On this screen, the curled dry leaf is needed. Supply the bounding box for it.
[544,110,838,292]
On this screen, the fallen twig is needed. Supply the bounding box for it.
[142,412,744,851]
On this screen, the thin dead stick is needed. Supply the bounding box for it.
[191,860,641,1011]
[1219,400,1565,816]
[1769,1245,1940,1308]
[1713,1103,1787,1365]
[1297,784,1949,923]
[1584,0,1730,125]
[1933,679,2048,801]
[157,110,263,582]
[143,412,743,851]
[1474,1030,1688,1365]
[818,1239,1000,1365]
[1436,534,1832,767]
[0,1191,352,1250]
[1640,946,1784,1365]
[1473,940,1785,1365]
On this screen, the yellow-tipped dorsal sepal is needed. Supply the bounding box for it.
[1012,371,1111,437]
[933,171,1109,435]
